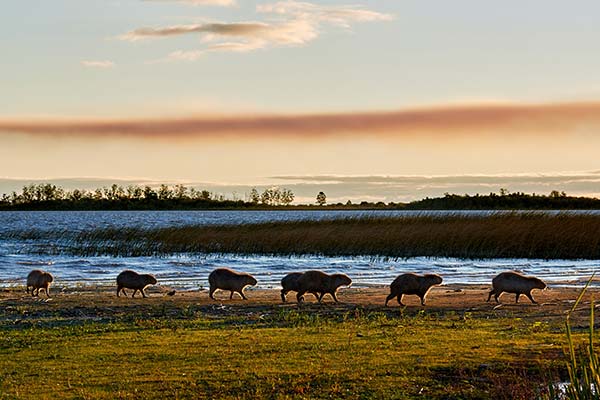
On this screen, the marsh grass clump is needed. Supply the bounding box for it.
[544,277,600,400]
[55,212,600,260]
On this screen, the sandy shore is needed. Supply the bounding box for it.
[1,284,595,326]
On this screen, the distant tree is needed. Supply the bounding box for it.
[173,184,188,200]
[93,188,104,200]
[271,187,282,205]
[21,184,35,202]
[200,190,211,201]
[143,186,157,200]
[104,184,124,201]
[158,184,173,200]
[126,185,143,200]
[69,189,84,201]
[280,188,295,206]
[261,188,273,205]
[499,188,509,196]
[249,188,260,204]
[549,190,567,198]
[316,191,327,206]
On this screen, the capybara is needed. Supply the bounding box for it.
[208,268,257,300]
[295,270,352,303]
[280,272,320,302]
[116,270,157,298]
[487,271,547,304]
[385,273,443,306]
[26,269,54,297]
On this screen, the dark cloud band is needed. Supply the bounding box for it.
[2,102,600,139]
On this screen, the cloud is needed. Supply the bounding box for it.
[81,60,115,68]
[257,1,394,27]
[269,172,600,202]
[144,0,236,6]
[120,1,392,59]
[121,19,318,48]
[164,40,265,61]
[2,102,600,140]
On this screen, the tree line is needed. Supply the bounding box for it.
[403,189,600,210]
[1,184,600,210]
[0,183,297,210]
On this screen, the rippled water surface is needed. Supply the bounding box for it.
[1,210,598,289]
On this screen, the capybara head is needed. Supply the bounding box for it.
[245,274,258,287]
[145,274,158,285]
[46,273,54,283]
[531,277,547,290]
[425,274,443,286]
[332,274,352,288]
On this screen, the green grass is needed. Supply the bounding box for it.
[0,306,577,399]
[43,212,600,259]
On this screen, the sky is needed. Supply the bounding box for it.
[2,0,600,203]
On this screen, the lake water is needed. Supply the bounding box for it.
[1,210,598,290]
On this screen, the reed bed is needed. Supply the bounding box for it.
[48,212,600,259]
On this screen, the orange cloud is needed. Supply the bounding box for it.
[1,101,600,140]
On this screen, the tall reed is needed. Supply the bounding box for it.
[545,276,599,399]
[53,212,600,259]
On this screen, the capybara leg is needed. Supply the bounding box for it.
[121,289,127,297]
[494,292,501,303]
[117,286,121,297]
[526,292,537,304]
[486,290,494,302]
[296,291,305,303]
[33,288,39,297]
[45,287,50,297]
[420,295,426,306]
[311,292,320,301]
[331,292,340,303]
[141,289,147,298]
[515,293,520,303]
[240,290,248,300]
[26,286,30,294]
[132,289,138,298]
[209,286,216,300]
[230,291,234,300]
[317,292,325,303]
[385,293,395,306]
[397,294,405,306]
[281,289,287,303]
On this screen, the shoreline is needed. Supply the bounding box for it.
[1,285,594,320]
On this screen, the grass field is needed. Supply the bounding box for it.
[0,285,595,399]
[43,212,600,259]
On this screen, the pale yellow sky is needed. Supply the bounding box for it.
[3,1,600,201]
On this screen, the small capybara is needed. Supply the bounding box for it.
[26,269,54,297]
[280,272,320,302]
[487,271,547,304]
[295,270,352,303]
[116,270,157,298]
[208,268,257,300]
[385,273,443,306]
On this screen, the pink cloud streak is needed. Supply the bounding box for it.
[1,102,600,140]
